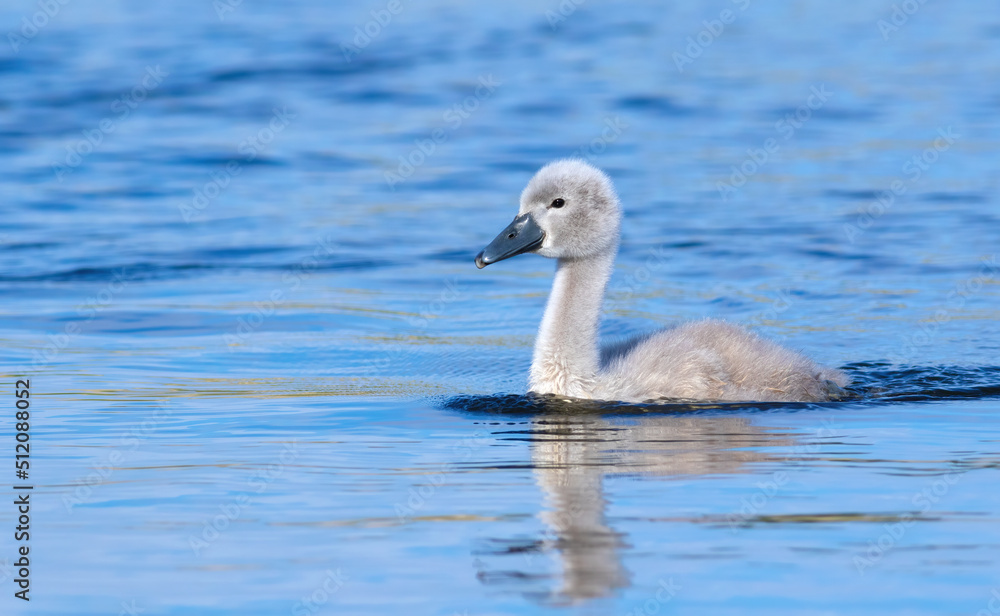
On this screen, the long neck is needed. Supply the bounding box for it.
[529,250,616,397]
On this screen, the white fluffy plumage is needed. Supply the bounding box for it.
[483,159,849,403]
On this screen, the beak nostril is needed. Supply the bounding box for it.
[507,233,516,239]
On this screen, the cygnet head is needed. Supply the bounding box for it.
[475,159,622,268]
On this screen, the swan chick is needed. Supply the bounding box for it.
[475,159,849,403]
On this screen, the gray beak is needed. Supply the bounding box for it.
[475,213,545,269]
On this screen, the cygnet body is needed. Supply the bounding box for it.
[475,159,848,403]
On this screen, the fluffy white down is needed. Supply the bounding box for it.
[485,158,849,403]
[597,319,849,402]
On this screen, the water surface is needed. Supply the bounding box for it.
[2,0,1000,614]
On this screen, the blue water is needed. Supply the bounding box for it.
[2,0,1000,614]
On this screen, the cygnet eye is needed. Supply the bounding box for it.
[550,198,565,208]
